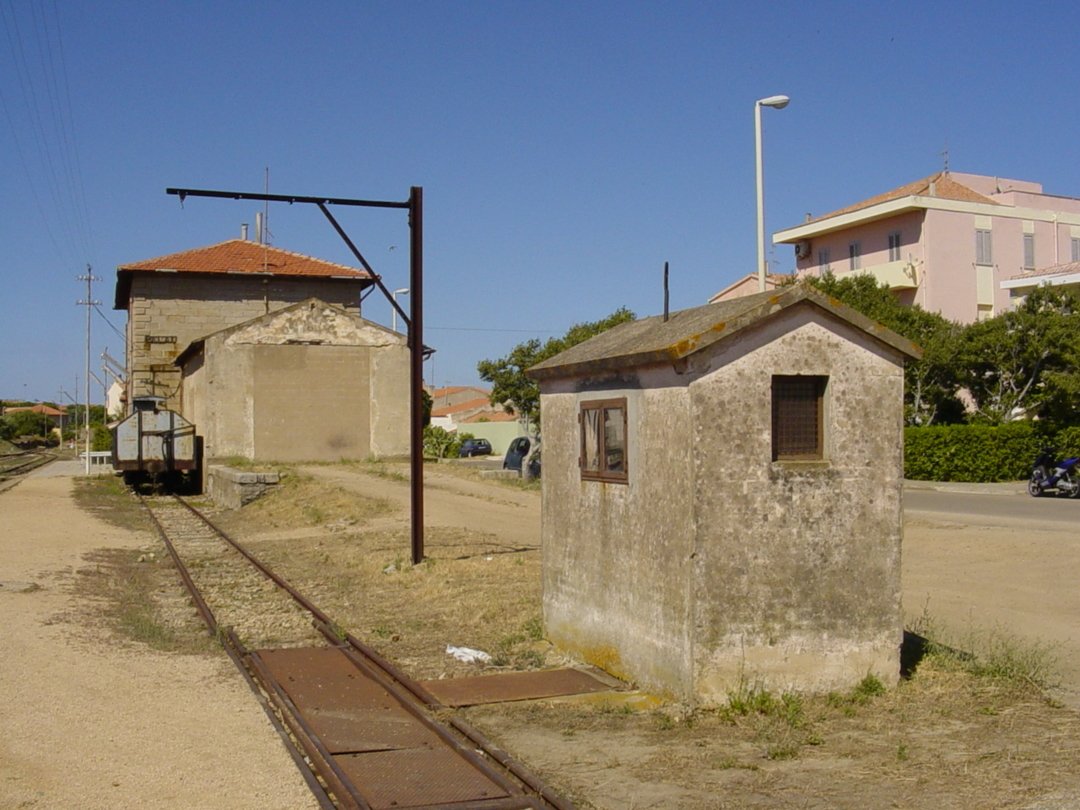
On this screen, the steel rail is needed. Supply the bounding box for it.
[0,451,54,478]
[139,495,336,809]
[172,498,539,802]
[174,497,443,706]
[158,495,573,810]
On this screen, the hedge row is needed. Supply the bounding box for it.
[904,423,1080,483]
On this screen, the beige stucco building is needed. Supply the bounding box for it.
[114,239,372,412]
[528,284,920,702]
[175,299,409,463]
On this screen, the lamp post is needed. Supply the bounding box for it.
[392,287,410,333]
[755,94,790,292]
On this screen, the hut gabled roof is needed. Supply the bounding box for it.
[527,283,921,381]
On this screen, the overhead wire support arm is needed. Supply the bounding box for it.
[165,187,411,210]
[165,184,426,564]
[316,202,410,332]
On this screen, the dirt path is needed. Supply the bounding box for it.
[903,510,1080,709]
[310,464,1080,707]
[301,463,541,550]
[0,474,316,810]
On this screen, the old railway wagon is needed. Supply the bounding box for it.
[111,396,201,491]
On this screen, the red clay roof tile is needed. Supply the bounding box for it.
[118,239,370,279]
[808,172,1000,224]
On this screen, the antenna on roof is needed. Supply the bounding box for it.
[262,167,271,245]
[663,261,670,322]
[939,142,949,174]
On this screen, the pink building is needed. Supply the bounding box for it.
[774,172,1080,323]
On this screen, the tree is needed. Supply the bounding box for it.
[954,286,1080,424]
[804,274,963,425]
[422,426,473,459]
[477,307,636,425]
[421,389,432,427]
[0,410,50,439]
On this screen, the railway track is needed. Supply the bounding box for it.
[140,494,574,810]
[0,450,54,489]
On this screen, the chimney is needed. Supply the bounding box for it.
[928,180,936,197]
[241,223,249,240]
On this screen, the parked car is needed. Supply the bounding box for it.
[458,438,493,458]
[503,435,540,477]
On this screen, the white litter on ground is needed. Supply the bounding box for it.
[446,645,492,664]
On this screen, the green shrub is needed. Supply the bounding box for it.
[904,422,1055,482]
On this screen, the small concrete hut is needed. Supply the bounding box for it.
[527,284,921,702]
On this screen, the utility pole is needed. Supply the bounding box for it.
[77,267,101,475]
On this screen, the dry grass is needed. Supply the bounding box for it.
[73,466,1080,809]
[67,546,217,655]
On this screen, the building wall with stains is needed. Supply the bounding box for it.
[178,301,408,463]
[538,304,906,702]
[539,365,697,697]
[124,273,364,410]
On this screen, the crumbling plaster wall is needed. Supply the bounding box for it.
[539,304,908,703]
[688,308,906,699]
[540,366,697,697]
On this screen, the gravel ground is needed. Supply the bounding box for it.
[0,474,318,809]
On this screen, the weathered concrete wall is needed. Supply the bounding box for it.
[688,308,905,698]
[538,304,907,702]
[368,339,410,459]
[125,274,363,410]
[180,301,408,463]
[540,369,697,697]
[207,465,280,509]
[252,344,372,461]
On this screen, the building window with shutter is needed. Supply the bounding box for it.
[580,398,628,483]
[888,231,902,262]
[818,247,831,273]
[1072,237,1080,263]
[848,241,861,271]
[772,376,827,461]
[975,229,993,265]
[1023,234,1035,270]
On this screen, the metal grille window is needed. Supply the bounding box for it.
[772,376,826,461]
[580,398,628,483]
[975,229,993,265]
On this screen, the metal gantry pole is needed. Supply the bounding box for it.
[408,187,424,565]
[164,185,426,563]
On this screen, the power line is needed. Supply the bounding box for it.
[92,303,126,344]
[427,326,559,334]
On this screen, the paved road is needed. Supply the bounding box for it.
[902,481,1080,709]
[904,483,1078,527]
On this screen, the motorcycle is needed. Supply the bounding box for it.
[1028,449,1080,498]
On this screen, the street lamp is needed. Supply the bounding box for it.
[392,287,410,333]
[755,94,790,292]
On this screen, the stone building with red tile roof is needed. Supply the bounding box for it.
[114,239,374,410]
[772,172,1080,323]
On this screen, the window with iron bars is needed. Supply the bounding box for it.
[772,375,827,461]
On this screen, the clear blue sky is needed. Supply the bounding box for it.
[4,1,1080,404]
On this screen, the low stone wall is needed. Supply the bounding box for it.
[207,465,280,509]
